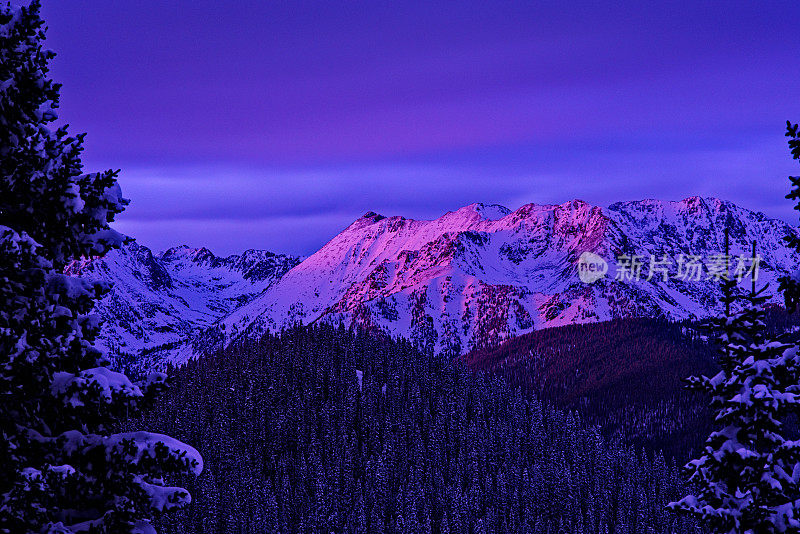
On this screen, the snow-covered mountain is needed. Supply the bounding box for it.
[65,241,300,369]
[204,197,799,357]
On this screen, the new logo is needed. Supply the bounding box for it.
[577,251,608,284]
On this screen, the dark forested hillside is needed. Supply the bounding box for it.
[134,325,700,534]
[466,310,800,461]
[466,318,716,460]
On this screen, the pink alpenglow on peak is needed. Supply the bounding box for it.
[202,197,799,358]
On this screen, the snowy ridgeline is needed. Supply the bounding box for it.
[220,196,797,358]
[68,197,800,369]
[66,241,300,370]
[80,197,800,369]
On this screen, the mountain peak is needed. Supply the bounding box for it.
[556,199,597,216]
[216,197,799,358]
[159,245,216,263]
[361,211,386,221]
[564,199,591,208]
[677,196,731,211]
[467,202,511,220]
[609,196,726,209]
[75,197,800,367]
[71,240,301,368]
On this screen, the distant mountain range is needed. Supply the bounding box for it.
[65,242,300,369]
[72,197,800,368]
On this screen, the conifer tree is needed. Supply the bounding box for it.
[0,2,201,533]
[779,121,800,312]
[670,146,800,532]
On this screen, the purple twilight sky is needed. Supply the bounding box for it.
[41,1,800,256]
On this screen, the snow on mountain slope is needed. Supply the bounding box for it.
[206,198,800,357]
[65,241,300,369]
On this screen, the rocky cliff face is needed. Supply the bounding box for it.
[210,197,799,356]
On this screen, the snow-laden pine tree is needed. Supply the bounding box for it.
[0,2,202,533]
[779,120,800,312]
[669,239,800,526]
